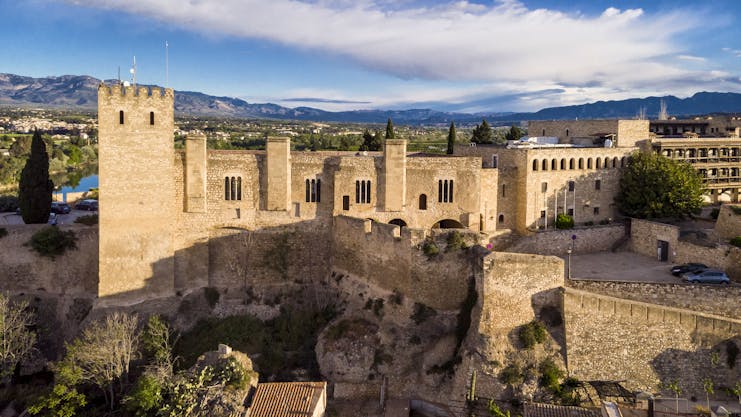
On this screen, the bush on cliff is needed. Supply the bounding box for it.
[422,239,439,258]
[27,226,77,258]
[730,236,741,248]
[0,228,6,239]
[519,320,547,349]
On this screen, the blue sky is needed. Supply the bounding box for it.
[2,0,741,113]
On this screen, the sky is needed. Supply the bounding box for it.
[2,0,741,113]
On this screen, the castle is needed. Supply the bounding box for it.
[97,84,741,304]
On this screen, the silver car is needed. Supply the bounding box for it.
[683,269,730,284]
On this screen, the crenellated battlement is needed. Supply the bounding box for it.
[98,83,174,101]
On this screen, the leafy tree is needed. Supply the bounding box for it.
[65,145,82,165]
[666,380,682,413]
[9,136,32,157]
[28,360,87,417]
[141,315,176,379]
[615,152,704,219]
[0,293,36,384]
[446,122,456,154]
[471,119,493,144]
[63,312,140,408]
[385,118,395,139]
[504,125,524,141]
[702,378,714,413]
[359,129,381,151]
[18,131,53,224]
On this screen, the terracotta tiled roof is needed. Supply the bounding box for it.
[524,402,600,417]
[250,381,327,417]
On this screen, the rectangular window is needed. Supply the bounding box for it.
[567,208,574,216]
[593,207,600,215]
[501,184,506,198]
[541,182,548,193]
[438,179,454,203]
[540,210,546,218]
[491,155,498,168]
[595,180,601,190]
[235,208,241,219]
[355,180,371,204]
[343,195,350,211]
[568,181,574,192]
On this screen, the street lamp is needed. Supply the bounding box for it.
[566,247,572,280]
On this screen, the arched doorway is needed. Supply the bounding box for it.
[432,219,465,229]
[389,219,407,227]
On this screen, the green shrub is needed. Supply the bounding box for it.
[555,214,574,229]
[731,236,741,248]
[422,240,439,258]
[519,320,547,349]
[0,228,7,239]
[539,358,564,392]
[204,287,220,308]
[411,302,437,325]
[730,206,741,215]
[123,374,163,417]
[499,363,523,385]
[0,195,18,212]
[445,231,467,251]
[215,356,250,390]
[27,226,77,258]
[73,214,98,226]
[710,208,720,219]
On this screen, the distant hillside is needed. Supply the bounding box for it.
[2,73,741,124]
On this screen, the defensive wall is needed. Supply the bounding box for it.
[564,288,741,395]
[0,224,98,295]
[567,280,741,320]
[715,203,741,240]
[331,215,482,310]
[629,218,741,280]
[504,223,626,255]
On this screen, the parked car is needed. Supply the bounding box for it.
[51,202,71,214]
[683,269,730,284]
[670,263,708,276]
[75,199,98,211]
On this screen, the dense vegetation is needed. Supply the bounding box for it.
[18,131,53,224]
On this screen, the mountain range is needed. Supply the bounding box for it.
[2,73,741,124]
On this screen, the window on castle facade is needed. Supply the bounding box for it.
[119,110,124,125]
[438,179,454,203]
[355,180,371,204]
[541,182,548,193]
[593,207,600,215]
[568,208,574,216]
[150,111,155,125]
[568,181,574,192]
[305,179,321,203]
[419,194,427,210]
[501,184,506,197]
[224,176,242,201]
[595,179,601,190]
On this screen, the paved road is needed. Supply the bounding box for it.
[0,209,96,226]
[565,252,691,284]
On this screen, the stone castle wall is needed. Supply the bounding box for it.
[506,223,626,255]
[716,204,741,240]
[0,225,98,295]
[564,288,740,395]
[567,280,741,319]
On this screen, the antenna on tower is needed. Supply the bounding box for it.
[117,66,121,84]
[165,40,169,88]
[130,56,137,89]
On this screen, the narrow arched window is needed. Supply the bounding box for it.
[443,180,449,202]
[533,160,539,171]
[355,180,360,204]
[230,177,236,201]
[560,159,566,170]
[542,159,548,171]
[225,177,230,200]
[498,214,504,223]
[566,129,570,136]
[236,177,242,201]
[316,179,321,203]
[613,157,618,168]
[438,180,443,202]
[569,159,575,170]
[150,111,155,125]
[449,180,454,202]
[119,110,124,125]
[551,159,557,170]
[587,158,593,169]
[579,158,584,169]
[419,194,427,210]
[311,179,316,202]
[596,158,601,169]
[305,179,311,202]
[365,181,371,204]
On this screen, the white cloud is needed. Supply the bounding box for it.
[67,0,739,111]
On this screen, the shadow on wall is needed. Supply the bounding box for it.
[651,336,741,397]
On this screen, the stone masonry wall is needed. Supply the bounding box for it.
[330,215,477,310]
[0,225,98,295]
[564,288,741,395]
[567,280,741,319]
[716,204,741,240]
[506,223,626,255]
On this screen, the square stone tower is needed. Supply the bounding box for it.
[97,84,175,305]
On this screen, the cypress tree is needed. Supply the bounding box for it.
[18,131,53,224]
[446,121,456,154]
[385,118,395,139]
[471,119,493,144]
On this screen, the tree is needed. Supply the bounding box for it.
[504,125,524,142]
[471,119,492,144]
[385,118,395,139]
[18,131,53,224]
[141,315,175,379]
[63,312,139,409]
[0,293,36,384]
[666,380,682,413]
[702,377,714,413]
[28,360,87,417]
[446,122,456,154]
[359,129,381,152]
[615,152,704,219]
